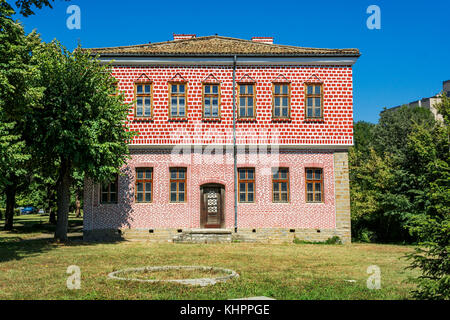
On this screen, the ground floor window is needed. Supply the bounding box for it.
[238,168,255,202]
[136,168,153,203]
[306,168,323,203]
[272,168,289,202]
[170,167,186,202]
[100,175,118,204]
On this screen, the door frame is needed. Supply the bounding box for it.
[200,183,225,228]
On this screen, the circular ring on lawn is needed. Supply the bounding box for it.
[107,265,239,286]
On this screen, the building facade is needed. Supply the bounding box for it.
[83,35,360,243]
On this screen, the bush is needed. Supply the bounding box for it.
[325,236,342,245]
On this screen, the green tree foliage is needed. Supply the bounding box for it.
[6,0,67,17]
[0,1,42,229]
[26,42,136,241]
[350,104,447,243]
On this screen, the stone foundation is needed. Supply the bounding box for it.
[84,227,347,243]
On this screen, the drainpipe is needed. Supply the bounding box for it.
[232,55,238,233]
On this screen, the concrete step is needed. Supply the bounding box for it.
[173,228,232,243]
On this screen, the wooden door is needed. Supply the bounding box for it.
[201,186,223,228]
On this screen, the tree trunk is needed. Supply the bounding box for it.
[49,207,56,224]
[54,159,72,242]
[75,191,81,218]
[4,179,17,231]
[48,184,57,224]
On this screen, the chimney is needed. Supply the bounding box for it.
[173,34,196,41]
[251,37,274,44]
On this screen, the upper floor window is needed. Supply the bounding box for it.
[135,168,153,203]
[306,168,323,203]
[272,168,289,203]
[203,84,220,119]
[170,167,186,202]
[101,174,118,204]
[135,82,152,118]
[238,84,256,119]
[169,83,187,118]
[305,83,323,119]
[273,83,290,119]
[238,168,255,203]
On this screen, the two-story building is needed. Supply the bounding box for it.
[83,34,360,243]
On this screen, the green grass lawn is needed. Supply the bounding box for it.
[0,214,419,300]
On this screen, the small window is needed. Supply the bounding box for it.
[272,168,289,203]
[169,82,187,118]
[136,168,153,203]
[135,82,152,118]
[100,175,118,204]
[170,168,186,202]
[203,84,220,119]
[306,168,323,203]
[273,83,290,118]
[238,84,256,119]
[238,168,255,203]
[305,83,323,119]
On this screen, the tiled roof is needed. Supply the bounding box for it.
[84,35,360,57]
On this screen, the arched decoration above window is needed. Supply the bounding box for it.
[304,73,323,84]
[134,73,152,83]
[237,74,256,84]
[202,73,220,84]
[272,73,290,83]
[169,72,188,83]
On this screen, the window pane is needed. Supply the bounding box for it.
[314,106,321,117]
[110,192,117,203]
[247,97,253,107]
[101,193,108,203]
[179,84,185,93]
[240,97,245,107]
[205,85,210,94]
[239,107,246,117]
[178,182,185,192]
[212,85,218,94]
[144,85,151,93]
[282,107,288,117]
[273,193,280,201]
[307,85,313,95]
[274,85,280,95]
[275,97,280,107]
[314,85,321,94]
[179,106,185,116]
[239,170,245,180]
[247,170,254,180]
[315,192,322,202]
[145,193,151,202]
[248,183,254,192]
[315,97,321,107]
[170,182,177,192]
[248,193,254,202]
[144,97,151,106]
[247,107,253,117]
[204,97,210,106]
[145,169,152,179]
[172,85,177,93]
[137,170,144,179]
[137,183,143,192]
[282,85,288,94]
[281,182,287,192]
[212,106,218,117]
[281,170,288,179]
[273,183,279,191]
[204,107,210,117]
[178,170,185,179]
[240,193,246,202]
[137,85,143,94]
[170,192,177,202]
[212,98,218,106]
[171,97,177,107]
[282,97,288,107]
[137,193,143,202]
[178,192,185,202]
[307,193,314,202]
[145,182,152,192]
[307,182,313,192]
[281,192,288,202]
[306,169,313,180]
[248,85,253,95]
[274,107,280,117]
[314,170,322,180]
[307,107,313,118]
[307,97,313,107]
[144,107,151,117]
[315,182,322,192]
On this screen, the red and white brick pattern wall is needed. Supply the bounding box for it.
[112,65,353,146]
[83,149,336,231]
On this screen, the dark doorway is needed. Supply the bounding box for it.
[200,184,225,228]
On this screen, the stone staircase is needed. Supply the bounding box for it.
[173,229,232,243]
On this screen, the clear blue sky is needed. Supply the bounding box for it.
[11,0,450,123]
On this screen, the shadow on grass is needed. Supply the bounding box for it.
[2,215,83,235]
[0,234,125,264]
